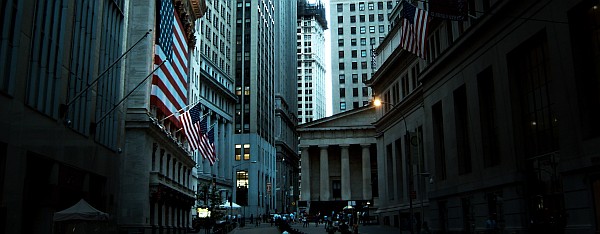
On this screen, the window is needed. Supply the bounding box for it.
[338,16,344,23]
[353,88,359,97]
[454,85,472,175]
[339,63,345,70]
[378,2,384,10]
[332,180,341,198]
[350,16,356,23]
[352,62,358,70]
[362,87,369,96]
[235,144,242,160]
[360,38,367,45]
[339,51,345,58]
[362,73,368,82]
[243,144,251,160]
[477,67,500,167]
[352,50,358,58]
[351,27,357,34]
[340,102,346,110]
[368,2,374,10]
[350,4,356,11]
[339,74,346,83]
[338,39,344,46]
[508,31,557,157]
[352,74,359,83]
[351,38,357,46]
[359,2,365,11]
[361,61,368,69]
[379,25,385,33]
[360,15,366,22]
[360,26,366,34]
[432,101,447,180]
[337,3,343,12]
[338,28,344,35]
[369,14,375,22]
[369,26,376,33]
[361,50,367,57]
[340,88,346,97]
[378,14,384,21]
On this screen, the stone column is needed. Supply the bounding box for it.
[319,145,330,201]
[153,202,159,227]
[219,119,226,179]
[300,146,311,201]
[361,144,372,200]
[340,145,351,200]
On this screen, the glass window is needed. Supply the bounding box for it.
[350,4,356,11]
[350,16,356,23]
[351,38,357,46]
[369,26,376,33]
[368,2,374,10]
[359,2,365,11]
[243,144,250,160]
[337,3,343,12]
[360,38,367,45]
[360,15,366,22]
[360,26,366,34]
[340,102,346,110]
[338,16,344,23]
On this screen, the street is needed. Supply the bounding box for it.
[197,222,403,234]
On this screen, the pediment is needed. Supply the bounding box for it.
[298,106,376,131]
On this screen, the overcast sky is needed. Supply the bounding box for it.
[308,0,332,116]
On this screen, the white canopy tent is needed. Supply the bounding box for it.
[219,201,241,209]
[53,199,109,221]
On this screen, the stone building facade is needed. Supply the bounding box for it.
[369,0,600,233]
[297,107,378,215]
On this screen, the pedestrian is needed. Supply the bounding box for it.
[486,213,498,234]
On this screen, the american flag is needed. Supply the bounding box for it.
[207,128,217,164]
[400,1,429,59]
[199,118,216,165]
[151,0,188,128]
[179,103,202,150]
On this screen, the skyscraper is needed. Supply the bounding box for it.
[329,0,396,114]
[232,0,285,216]
[297,0,328,124]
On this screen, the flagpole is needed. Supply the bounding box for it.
[159,100,203,122]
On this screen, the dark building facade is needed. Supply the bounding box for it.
[369,0,600,233]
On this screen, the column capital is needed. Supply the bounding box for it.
[339,144,350,149]
[360,143,372,148]
[318,145,329,149]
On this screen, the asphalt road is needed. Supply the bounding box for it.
[212,222,403,234]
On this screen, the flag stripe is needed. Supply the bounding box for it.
[151,0,188,128]
[400,1,429,59]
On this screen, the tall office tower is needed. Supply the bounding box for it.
[121,0,205,233]
[232,0,278,216]
[0,1,128,233]
[297,0,328,124]
[273,0,300,215]
[190,0,237,214]
[330,0,396,114]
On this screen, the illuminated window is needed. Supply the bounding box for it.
[243,144,250,160]
[235,144,242,161]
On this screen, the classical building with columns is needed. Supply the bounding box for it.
[297,106,378,215]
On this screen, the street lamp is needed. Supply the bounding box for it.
[231,161,257,217]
